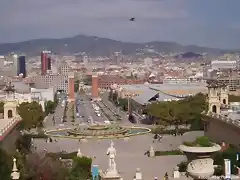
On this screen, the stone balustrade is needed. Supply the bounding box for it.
[204,111,240,128]
[0,117,21,138]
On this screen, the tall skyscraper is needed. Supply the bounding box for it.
[41,50,51,75]
[17,55,26,77]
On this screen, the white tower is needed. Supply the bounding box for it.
[3,82,18,120]
[207,81,221,114]
[220,85,229,105]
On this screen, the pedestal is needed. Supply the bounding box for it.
[179,144,221,180]
[149,146,155,157]
[187,158,215,179]
[100,169,122,180]
[173,170,180,178]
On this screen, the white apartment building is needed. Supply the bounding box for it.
[211,60,237,70]
[0,56,5,69]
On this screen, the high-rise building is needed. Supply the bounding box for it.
[41,50,51,75]
[12,54,18,75]
[17,55,26,77]
[83,56,88,67]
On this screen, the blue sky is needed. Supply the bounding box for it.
[0,0,240,49]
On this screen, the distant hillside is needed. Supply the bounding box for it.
[0,35,234,56]
[176,52,203,59]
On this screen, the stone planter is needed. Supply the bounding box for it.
[179,144,221,180]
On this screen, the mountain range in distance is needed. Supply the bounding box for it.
[0,35,238,56]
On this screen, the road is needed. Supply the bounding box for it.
[75,93,107,123]
[101,92,132,124]
[44,103,65,128]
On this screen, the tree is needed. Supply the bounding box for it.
[68,156,92,180]
[0,148,12,180]
[0,101,4,115]
[54,92,58,104]
[17,101,45,130]
[117,98,128,111]
[108,90,113,101]
[22,152,69,180]
[74,80,80,92]
[144,93,207,128]
[45,100,56,115]
[112,91,118,103]
[15,134,32,154]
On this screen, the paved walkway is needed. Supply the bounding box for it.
[33,131,203,179]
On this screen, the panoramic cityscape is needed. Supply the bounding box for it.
[1,0,240,180]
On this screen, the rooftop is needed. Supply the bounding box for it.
[119,83,207,97]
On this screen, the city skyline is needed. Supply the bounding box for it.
[0,0,240,49]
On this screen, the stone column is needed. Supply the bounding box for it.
[149,146,155,157]
[11,158,20,180]
[135,168,142,180]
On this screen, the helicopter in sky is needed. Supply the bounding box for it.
[129,17,135,21]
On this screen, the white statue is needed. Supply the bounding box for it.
[106,140,116,171]
[77,148,82,157]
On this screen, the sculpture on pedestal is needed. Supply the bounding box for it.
[106,140,117,172]
[77,148,82,157]
[100,140,121,179]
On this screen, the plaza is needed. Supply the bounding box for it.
[33,130,203,179]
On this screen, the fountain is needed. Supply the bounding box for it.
[46,124,150,139]
[179,136,221,180]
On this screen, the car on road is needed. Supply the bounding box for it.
[104,120,111,124]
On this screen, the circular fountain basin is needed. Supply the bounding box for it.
[45,124,151,139]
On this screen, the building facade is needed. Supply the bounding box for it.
[17,55,26,78]
[92,75,99,100]
[41,51,51,75]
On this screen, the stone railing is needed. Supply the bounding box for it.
[0,117,21,137]
[203,111,240,128]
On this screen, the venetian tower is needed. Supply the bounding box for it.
[207,80,229,114]
[3,82,19,120]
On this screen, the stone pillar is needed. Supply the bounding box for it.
[11,158,20,180]
[149,146,155,157]
[135,168,142,180]
[173,167,180,179]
